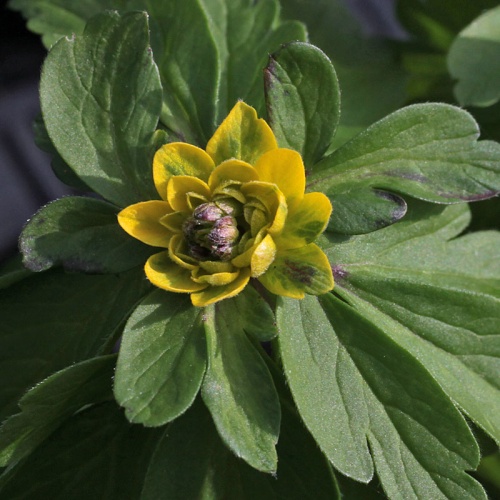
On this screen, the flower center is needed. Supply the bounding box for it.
[183,202,241,261]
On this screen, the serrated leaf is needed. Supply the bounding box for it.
[40,11,162,207]
[448,6,500,108]
[0,355,115,467]
[278,294,486,499]
[264,41,340,168]
[309,103,500,204]
[200,0,306,122]
[0,267,150,421]
[328,188,407,235]
[20,196,154,273]
[327,200,500,444]
[114,291,206,427]
[0,403,161,499]
[201,302,280,473]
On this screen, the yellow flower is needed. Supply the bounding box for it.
[118,101,334,306]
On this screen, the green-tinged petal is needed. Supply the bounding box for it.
[191,268,239,286]
[208,159,259,190]
[145,251,207,293]
[153,143,215,198]
[254,148,305,203]
[167,176,211,212]
[242,182,287,235]
[159,211,185,233]
[117,201,173,248]
[168,234,198,270]
[199,261,234,273]
[232,233,276,278]
[206,101,278,165]
[276,192,332,250]
[191,268,251,307]
[259,244,334,298]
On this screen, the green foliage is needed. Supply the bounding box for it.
[448,6,500,107]
[3,0,500,498]
[20,197,154,273]
[114,291,206,426]
[265,42,341,169]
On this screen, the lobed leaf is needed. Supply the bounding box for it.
[265,41,340,168]
[309,103,500,204]
[201,302,280,473]
[114,291,206,427]
[278,294,486,498]
[448,6,500,107]
[40,11,162,207]
[20,197,154,273]
[327,200,500,444]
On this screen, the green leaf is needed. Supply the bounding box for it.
[143,395,340,499]
[40,11,162,207]
[309,103,500,204]
[328,188,407,235]
[201,302,280,473]
[396,0,498,51]
[146,0,219,144]
[0,355,115,467]
[226,285,278,342]
[20,196,154,273]
[200,0,306,121]
[448,6,500,108]
[33,115,91,191]
[278,294,486,498]
[276,295,373,482]
[327,200,500,444]
[142,398,276,499]
[265,41,340,168]
[114,291,206,427]
[280,0,407,148]
[0,403,161,499]
[0,267,150,421]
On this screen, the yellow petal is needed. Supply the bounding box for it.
[191,267,251,307]
[167,175,211,212]
[117,200,173,248]
[258,244,334,298]
[191,267,239,286]
[275,192,332,250]
[168,234,198,270]
[254,148,305,203]
[153,143,215,199]
[206,101,278,166]
[232,232,276,278]
[199,261,234,273]
[208,159,259,191]
[145,251,207,293]
[160,211,185,233]
[241,182,287,235]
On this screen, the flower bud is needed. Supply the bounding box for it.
[183,203,240,261]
